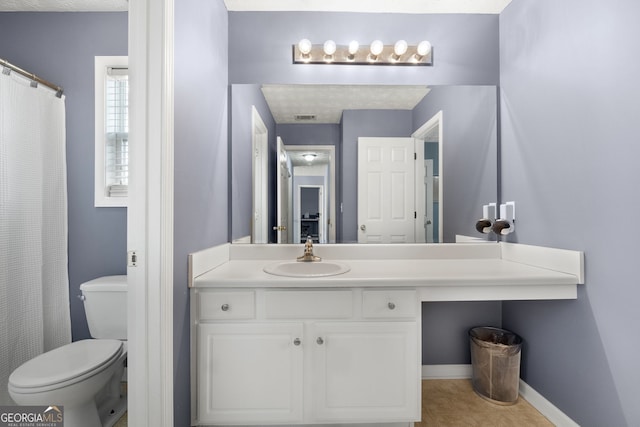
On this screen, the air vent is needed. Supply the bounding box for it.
[294,114,317,121]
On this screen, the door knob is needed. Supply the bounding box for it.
[316,337,324,345]
[293,338,301,346]
[360,224,366,231]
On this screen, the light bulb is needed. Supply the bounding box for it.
[416,40,432,57]
[394,40,408,56]
[370,40,384,56]
[348,40,359,55]
[323,40,336,56]
[298,38,312,55]
[303,153,316,162]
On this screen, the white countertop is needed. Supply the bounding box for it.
[189,242,584,301]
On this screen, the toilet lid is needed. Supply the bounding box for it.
[9,339,123,389]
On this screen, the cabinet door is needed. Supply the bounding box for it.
[197,323,304,425]
[311,322,420,423]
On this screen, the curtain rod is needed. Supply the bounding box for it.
[0,57,64,98]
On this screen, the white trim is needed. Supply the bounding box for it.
[127,0,174,426]
[519,380,581,427]
[412,110,443,244]
[94,55,128,207]
[414,139,426,243]
[422,365,580,426]
[252,106,269,243]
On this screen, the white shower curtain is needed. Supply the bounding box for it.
[0,69,71,405]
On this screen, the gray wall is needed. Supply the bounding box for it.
[229,84,276,242]
[174,0,228,425]
[412,86,498,243]
[0,12,128,341]
[499,0,640,425]
[229,12,500,86]
[276,123,340,147]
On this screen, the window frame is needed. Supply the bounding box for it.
[95,55,129,207]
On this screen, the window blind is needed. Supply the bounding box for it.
[105,67,128,197]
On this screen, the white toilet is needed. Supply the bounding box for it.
[8,275,128,427]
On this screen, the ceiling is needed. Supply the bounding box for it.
[0,0,512,13]
[224,0,512,14]
[262,85,430,124]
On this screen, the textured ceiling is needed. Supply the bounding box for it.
[0,0,127,11]
[262,85,430,124]
[1,0,511,13]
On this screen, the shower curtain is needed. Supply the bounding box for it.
[0,69,71,405]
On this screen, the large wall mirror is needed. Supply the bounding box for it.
[230,84,498,244]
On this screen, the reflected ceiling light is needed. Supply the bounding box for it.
[303,153,317,162]
[292,39,432,66]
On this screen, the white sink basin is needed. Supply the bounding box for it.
[263,261,350,278]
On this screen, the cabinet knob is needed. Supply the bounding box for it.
[388,302,396,310]
[316,337,324,345]
[293,338,301,346]
[221,303,230,312]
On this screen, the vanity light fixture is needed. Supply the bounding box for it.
[293,39,433,66]
[303,153,317,162]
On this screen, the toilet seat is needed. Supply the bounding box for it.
[9,339,123,393]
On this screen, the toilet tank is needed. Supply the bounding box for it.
[80,275,127,340]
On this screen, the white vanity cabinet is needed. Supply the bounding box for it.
[197,322,304,424]
[191,288,421,426]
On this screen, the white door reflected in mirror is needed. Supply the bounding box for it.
[357,137,425,243]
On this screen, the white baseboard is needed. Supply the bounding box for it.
[422,364,472,379]
[518,380,580,427]
[422,365,580,426]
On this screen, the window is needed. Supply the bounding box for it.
[95,56,129,207]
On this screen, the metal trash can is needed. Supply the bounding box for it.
[469,327,523,405]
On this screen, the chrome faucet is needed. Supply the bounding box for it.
[297,236,321,262]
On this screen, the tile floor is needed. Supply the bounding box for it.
[114,411,127,427]
[113,379,553,426]
[418,379,554,426]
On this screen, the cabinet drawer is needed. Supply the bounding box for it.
[265,290,353,319]
[362,290,418,319]
[198,291,255,320]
